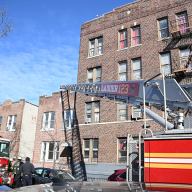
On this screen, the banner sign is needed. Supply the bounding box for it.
[100,82,139,96]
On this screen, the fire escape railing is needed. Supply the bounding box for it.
[170,14,192,38]
[168,14,192,74]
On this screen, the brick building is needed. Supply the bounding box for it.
[32,0,192,180]
[33,92,75,169]
[75,0,192,178]
[0,99,38,159]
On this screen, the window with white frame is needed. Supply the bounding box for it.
[83,138,99,163]
[132,58,142,79]
[87,67,102,83]
[158,17,169,39]
[41,141,59,162]
[64,109,74,129]
[118,29,128,49]
[132,107,142,120]
[131,25,141,46]
[118,138,127,163]
[176,11,189,34]
[117,103,128,121]
[179,48,190,69]
[0,116,2,129]
[160,52,171,75]
[7,115,17,131]
[118,61,127,81]
[85,101,100,123]
[89,36,103,57]
[42,112,55,130]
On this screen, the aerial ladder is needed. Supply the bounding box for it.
[60,75,192,191]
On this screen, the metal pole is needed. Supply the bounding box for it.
[162,72,168,131]
[138,131,144,191]
[143,84,147,129]
[126,134,131,191]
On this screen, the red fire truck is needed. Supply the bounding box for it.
[0,138,14,186]
[61,76,192,191]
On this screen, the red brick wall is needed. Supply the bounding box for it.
[76,0,192,164]
[33,92,74,167]
[0,100,25,158]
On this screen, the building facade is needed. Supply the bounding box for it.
[76,0,192,178]
[33,92,75,170]
[0,99,38,160]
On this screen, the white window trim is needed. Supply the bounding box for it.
[179,48,190,68]
[6,115,16,131]
[83,139,99,163]
[42,112,55,131]
[64,109,74,129]
[159,52,171,75]
[157,17,169,40]
[131,26,141,47]
[118,62,127,81]
[40,141,59,162]
[85,102,100,123]
[118,29,128,50]
[88,37,103,58]
[117,103,128,121]
[176,11,189,33]
[131,58,142,80]
[117,138,127,163]
[87,67,102,83]
[132,107,142,120]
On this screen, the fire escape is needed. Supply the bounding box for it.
[60,90,87,181]
[164,13,192,83]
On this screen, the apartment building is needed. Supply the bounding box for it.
[75,0,192,178]
[0,99,38,159]
[33,92,75,169]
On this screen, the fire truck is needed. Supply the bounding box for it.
[0,137,14,186]
[61,75,192,192]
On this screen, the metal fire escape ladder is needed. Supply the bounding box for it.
[60,90,87,181]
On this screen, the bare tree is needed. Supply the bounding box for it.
[0,9,11,37]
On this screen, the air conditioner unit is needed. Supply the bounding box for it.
[132,112,142,120]
[86,118,91,124]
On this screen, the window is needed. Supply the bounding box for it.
[132,107,142,120]
[132,58,142,79]
[83,138,98,163]
[89,36,103,57]
[160,52,171,75]
[0,142,9,158]
[176,11,189,34]
[117,103,128,121]
[131,25,141,46]
[158,17,169,39]
[85,101,100,123]
[118,61,127,81]
[41,141,59,162]
[180,48,190,69]
[0,116,2,129]
[42,112,55,130]
[118,29,128,49]
[64,109,74,129]
[6,115,16,131]
[87,67,102,83]
[118,138,127,163]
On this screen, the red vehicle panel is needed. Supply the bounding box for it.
[144,138,192,191]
